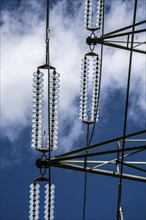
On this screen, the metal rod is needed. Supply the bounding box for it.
[51,163,146,182]
[123,139,146,142]
[86,149,145,169]
[88,0,105,146]
[116,141,121,174]
[117,161,146,172]
[117,1,138,219]
[83,123,90,220]
[45,0,49,65]
[53,145,146,162]
[58,160,146,165]
[46,0,51,219]
[83,153,87,220]
[59,149,145,170]
[102,29,146,39]
[98,41,146,54]
[103,20,146,36]
[54,130,146,158]
[104,40,146,44]
[104,40,143,44]
[48,150,145,182]
[133,41,146,48]
[127,34,130,47]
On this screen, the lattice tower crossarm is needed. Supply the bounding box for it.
[35,129,146,183]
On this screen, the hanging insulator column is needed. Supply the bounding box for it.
[29,182,40,220]
[84,0,93,29]
[44,183,55,220]
[31,68,60,151]
[80,52,100,123]
[49,70,60,151]
[80,56,89,121]
[32,70,44,150]
[91,55,100,122]
[96,0,104,28]
[84,0,104,30]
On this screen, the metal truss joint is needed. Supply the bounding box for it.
[86,36,103,46]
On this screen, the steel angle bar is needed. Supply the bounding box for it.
[104,40,146,49]
[117,1,139,217]
[55,130,146,159]
[102,29,146,39]
[37,149,145,169]
[133,41,146,48]
[60,160,111,163]
[84,150,146,170]
[92,161,146,169]
[124,162,146,165]
[117,160,146,172]
[123,139,146,142]
[104,40,143,44]
[97,41,146,54]
[51,162,146,182]
[103,20,146,37]
[86,38,146,54]
[53,145,146,162]
[89,148,146,170]
[104,40,146,50]
[59,160,146,165]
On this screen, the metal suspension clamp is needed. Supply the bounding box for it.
[86,35,103,47]
[36,153,48,169]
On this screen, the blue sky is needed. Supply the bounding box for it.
[0,0,146,219]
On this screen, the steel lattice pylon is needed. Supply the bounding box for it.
[30,0,146,220]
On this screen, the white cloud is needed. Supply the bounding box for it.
[1,0,145,167]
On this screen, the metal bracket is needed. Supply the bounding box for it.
[36,158,49,168]
[86,36,103,46]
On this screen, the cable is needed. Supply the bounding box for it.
[83,123,90,220]
[117,0,138,219]
[88,0,105,145]
[45,0,52,219]
[83,152,88,220]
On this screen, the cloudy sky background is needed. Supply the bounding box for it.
[0,0,146,219]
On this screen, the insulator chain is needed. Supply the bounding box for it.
[79,0,103,124]
[32,70,44,150]
[29,182,55,220]
[80,56,89,122]
[91,55,100,122]
[80,53,100,123]
[49,70,60,151]
[29,182,40,220]
[31,68,60,152]
[44,183,55,220]
[84,0,104,30]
